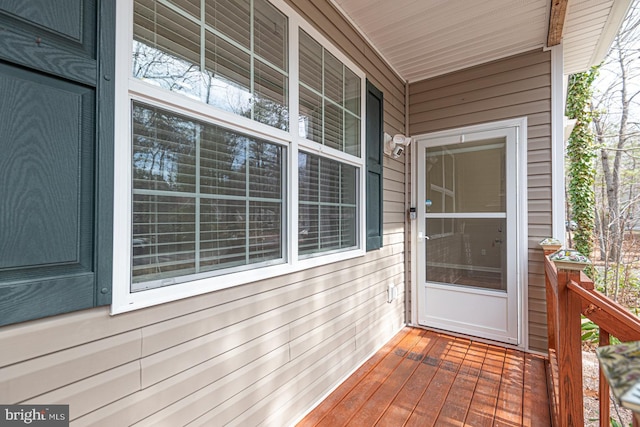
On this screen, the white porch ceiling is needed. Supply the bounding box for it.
[330,0,632,82]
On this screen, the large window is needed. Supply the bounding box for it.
[131,102,284,289]
[298,30,361,155]
[114,0,365,311]
[298,152,358,255]
[298,28,361,257]
[133,0,289,129]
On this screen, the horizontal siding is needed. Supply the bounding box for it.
[27,362,140,421]
[412,99,551,134]
[1,330,141,404]
[1,246,407,426]
[136,340,296,426]
[410,82,551,123]
[72,330,290,426]
[410,50,550,92]
[0,1,407,426]
[408,49,552,352]
[410,63,551,105]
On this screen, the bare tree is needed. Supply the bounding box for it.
[591,0,640,297]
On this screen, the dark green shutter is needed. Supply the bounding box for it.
[0,0,114,326]
[366,80,384,251]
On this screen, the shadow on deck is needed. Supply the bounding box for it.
[297,326,550,427]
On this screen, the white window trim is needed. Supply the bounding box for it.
[112,0,367,314]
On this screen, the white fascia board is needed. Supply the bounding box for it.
[590,0,634,66]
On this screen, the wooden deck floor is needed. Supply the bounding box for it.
[297,327,551,427]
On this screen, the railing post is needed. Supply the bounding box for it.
[541,239,562,353]
[550,249,591,427]
[557,268,584,427]
[599,329,610,427]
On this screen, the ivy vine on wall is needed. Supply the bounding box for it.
[566,67,599,260]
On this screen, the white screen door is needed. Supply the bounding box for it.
[416,126,520,344]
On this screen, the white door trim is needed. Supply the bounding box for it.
[409,117,528,350]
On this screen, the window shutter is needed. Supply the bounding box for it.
[366,80,384,251]
[0,1,114,326]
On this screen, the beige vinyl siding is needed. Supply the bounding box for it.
[408,49,552,352]
[1,252,406,425]
[0,0,406,425]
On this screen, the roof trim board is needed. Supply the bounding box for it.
[589,0,633,66]
[548,0,570,46]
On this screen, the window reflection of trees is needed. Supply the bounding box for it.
[132,103,283,284]
[132,0,289,130]
[298,152,357,256]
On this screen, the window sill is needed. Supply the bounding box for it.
[110,246,365,315]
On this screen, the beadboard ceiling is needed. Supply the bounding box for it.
[330,0,633,82]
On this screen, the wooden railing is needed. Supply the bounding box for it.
[542,245,640,427]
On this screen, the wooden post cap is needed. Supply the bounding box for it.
[549,248,591,271]
[539,238,563,254]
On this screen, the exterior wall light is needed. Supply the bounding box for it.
[384,133,412,159]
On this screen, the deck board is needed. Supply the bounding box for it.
[297,327,550,427]
[344,330,436,426]
[299,328,412,426]
[405,337,470,426]
[315,329,423,426]
[495,349,525,426]
[522,350,552,427]
[375,331,452,426]
[435,341,488,426]
[463,344,506,426]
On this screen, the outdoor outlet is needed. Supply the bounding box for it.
[387,284,398,303]
[481,249,487,256]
